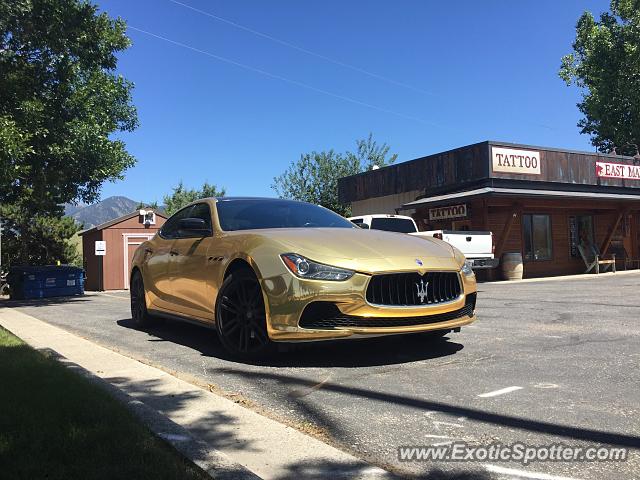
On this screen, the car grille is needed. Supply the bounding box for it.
[365,271,462,306]
[298,293,476,329]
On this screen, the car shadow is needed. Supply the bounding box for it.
[116,317,464,368]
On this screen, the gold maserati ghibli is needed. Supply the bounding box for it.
[130,197,477,358]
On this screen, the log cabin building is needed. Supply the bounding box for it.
[338,141,640,278]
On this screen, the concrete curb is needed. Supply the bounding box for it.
[0,308,394,480]
[40,348,260,480]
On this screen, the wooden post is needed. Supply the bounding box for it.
[631,213,637,268]
[481,199,489,231]
[494,204,519,260]
[481,200,495,281]
[600,207,629,256]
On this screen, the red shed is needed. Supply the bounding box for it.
[80,210,167,290]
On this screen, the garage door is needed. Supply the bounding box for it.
[123,234,155,289]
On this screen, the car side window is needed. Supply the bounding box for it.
[188,203,213,231]
[159,206,193,239]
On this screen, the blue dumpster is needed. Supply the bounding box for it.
[7,266,85,300]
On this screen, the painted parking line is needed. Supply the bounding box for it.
[533,383,559,389]
[484,464,583,480]
[478,386,523,398]
[432,420,464,428]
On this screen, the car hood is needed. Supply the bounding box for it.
[253,228,460,274]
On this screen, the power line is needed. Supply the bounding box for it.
[168,0,434,96]
[128,26,436,125]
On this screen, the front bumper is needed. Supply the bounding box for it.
[260,269,477,342]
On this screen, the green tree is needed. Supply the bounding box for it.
[560,0,640,155]
[0,0,138,266]
[163,181,226,215]
[272,134,397,216]
[136,201,159,210]
[0,204,80,267]
[271,151,357,217]
[346,133,398,171]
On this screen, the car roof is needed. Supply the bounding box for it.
[183,197,325,211]
[213,196,275,201]
[208,197,313,203]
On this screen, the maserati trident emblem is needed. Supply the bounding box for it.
[416,279,429,303]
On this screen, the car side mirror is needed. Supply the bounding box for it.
[179,218,210,236]
[359,223,370,229]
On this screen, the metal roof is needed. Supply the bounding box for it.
[400,187,640,209]
[341,140,638,181]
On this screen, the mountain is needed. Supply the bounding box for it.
[65,196,140,229]
[63,203,85,217]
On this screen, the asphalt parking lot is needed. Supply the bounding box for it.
[5,273,640,479]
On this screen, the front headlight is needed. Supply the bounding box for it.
[281,253,354,281]
[452,246,471,273]
[461,261,474,276]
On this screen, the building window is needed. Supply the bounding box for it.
[569,215,594,257]
[523,214,552,261]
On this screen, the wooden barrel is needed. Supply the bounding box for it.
[501,252,523,280]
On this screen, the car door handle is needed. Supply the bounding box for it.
[169,250,179,256]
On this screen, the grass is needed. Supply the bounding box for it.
[0,327,209,480]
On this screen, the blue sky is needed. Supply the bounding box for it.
[98,0,609,203]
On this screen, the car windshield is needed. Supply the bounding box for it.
[370,217,417,233]
[216,198,355,231]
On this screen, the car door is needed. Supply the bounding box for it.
[166,202,216,321]
[144,206,190,311]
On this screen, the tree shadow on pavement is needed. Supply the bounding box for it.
[58,346,501,480]
[413,469,491,480]
[272,459,490,479]
[2,295,92,308]
[116,316,464,368]
[94,365,495,479]
[211,367,640,450]
[100,375,262,455]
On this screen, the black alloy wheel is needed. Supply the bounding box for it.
[130,270,153,327]
[215,268,272,358]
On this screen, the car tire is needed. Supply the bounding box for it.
[215,268,273,359]
[130,270,153,328]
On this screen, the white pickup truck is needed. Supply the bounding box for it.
[348,214,498,269]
